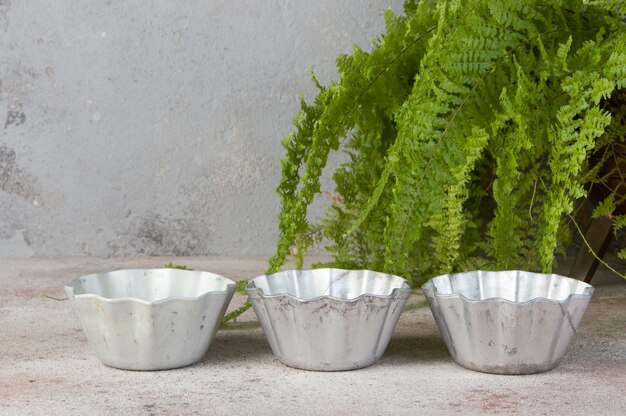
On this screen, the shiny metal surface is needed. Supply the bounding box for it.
[422,270,594,374]
[65,268,235,370]
[247,268,411,371]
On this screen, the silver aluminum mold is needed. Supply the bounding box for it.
[247,268,411,371]
[65,268,235,370]
[422,270,594,375]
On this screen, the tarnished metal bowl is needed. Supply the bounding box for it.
[247,268,411,371]
[422,270,594,374]
[65,269,235,370]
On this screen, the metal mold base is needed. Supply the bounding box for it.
[422,270,594,375]
[247,268,411,371]
[65,268,235,370]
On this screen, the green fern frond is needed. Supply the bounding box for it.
[271,0,626,285]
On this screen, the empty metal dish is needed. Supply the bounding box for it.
[247,268,411,371]
[422,270,594,374]
[65,268,235,370]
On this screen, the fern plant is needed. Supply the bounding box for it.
[266,0,626,289]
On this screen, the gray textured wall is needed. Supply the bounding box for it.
[0,0,403,257]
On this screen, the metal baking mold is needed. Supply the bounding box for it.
[65,268,235,370]
[247,268,411,371]
[422,270,594,374]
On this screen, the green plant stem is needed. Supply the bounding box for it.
[568,213,626,279]
[222,300,252,324]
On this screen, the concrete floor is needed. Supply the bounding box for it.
[0,257,624,415]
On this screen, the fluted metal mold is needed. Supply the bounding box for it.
[422,270,594,374]
[247,268,411,371]
[65,268,235,370]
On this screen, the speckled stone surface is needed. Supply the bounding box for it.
[1,257,625,415]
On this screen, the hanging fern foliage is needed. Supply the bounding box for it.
[268,0,626,287]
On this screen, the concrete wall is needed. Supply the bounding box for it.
[0,0,403,257]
